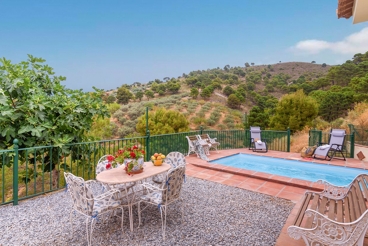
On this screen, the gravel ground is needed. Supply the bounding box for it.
[0,177,294,246]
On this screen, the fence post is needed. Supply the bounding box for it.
[13,139,19,206]
[145,130,150,161]
[350,131,355,158]
[287,128,290,152]
[318,130,322,145]
[200,126,203,135]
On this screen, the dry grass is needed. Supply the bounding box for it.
[290,128,311,153]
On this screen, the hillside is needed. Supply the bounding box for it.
[103,61,332,137]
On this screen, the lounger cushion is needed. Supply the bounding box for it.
[251,130,261,133]
[332,132,345,137]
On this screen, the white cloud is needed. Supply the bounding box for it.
[291,27,368,55]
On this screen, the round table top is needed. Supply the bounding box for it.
[96,162,171,184]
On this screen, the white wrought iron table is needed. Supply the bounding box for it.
[96,162,171,231]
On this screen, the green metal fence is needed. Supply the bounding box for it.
[349,124,368,146]
[308,129,355,158]
[1,129,289,206]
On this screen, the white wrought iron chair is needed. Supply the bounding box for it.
[138,165,186,240]
[152,152,186,184]
[64,172,124,246]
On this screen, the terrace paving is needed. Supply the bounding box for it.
[185,148,368,246]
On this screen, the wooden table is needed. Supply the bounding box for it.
[96,162,171,231]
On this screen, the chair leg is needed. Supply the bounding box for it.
[181,199,185,222]
[85,217,91,246]
[121,207,125,233]
[69,211,74,239]
[89,217,96,246]
[128,204,134,232]
[138,202,142,227]
[159,205,167,240]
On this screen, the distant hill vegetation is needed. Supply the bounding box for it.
[98,52,368,138]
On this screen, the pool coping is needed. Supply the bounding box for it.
[191,153,333,191]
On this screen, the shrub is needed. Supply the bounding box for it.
[124,120,136,129]
[113,110,124,119]
[192,117,205,125]
[196,111,205,118]
[118,116,127,124]
[206,118,216,126]
[218,124,227,130]
[117,126,135,138]
[120,105,129,112]
[107,103,121,114]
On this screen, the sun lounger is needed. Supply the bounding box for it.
[313,129,346,161]
[249,126,267,153]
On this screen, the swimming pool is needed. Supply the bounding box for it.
[210,153,368,186]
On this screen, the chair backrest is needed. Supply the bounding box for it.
[203,134,219,144]
[250,126,262,141]
[195,135,209,146]
[64,172,94,215]
[165,152,186,168]
[96,155,114,175]
[162,166,186,204]
[186,136,197,147]
[200,134,209,141]
[329,129,346,147]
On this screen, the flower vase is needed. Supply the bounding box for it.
[124,157,144,174]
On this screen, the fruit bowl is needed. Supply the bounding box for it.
[153,159,163,166]
[151,153,165,166]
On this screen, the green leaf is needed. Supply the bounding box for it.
[18,125,34,134]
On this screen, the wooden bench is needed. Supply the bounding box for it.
[198,134,220,153]
[288,174,368,246]
[186,135,209,157]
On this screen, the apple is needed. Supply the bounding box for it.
[154,153,159,157]
[161,155,165,159]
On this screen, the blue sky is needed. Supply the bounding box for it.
[1,1,367,91]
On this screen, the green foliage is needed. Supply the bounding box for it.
[318,90,355,122]
[0,55,109,178]
[167,80,181,93]
[145,90,154,100]
[107,103,121,115]
[117,125,135,137]
[227,94,241,109]
[190,88,199,98]
[247,106,269,129]
[270,90,318,132]
[0,55,109,149]
[136,107,190,135]
[349,73,368,94]
[200,86,213,99]
[223,85,235,96]
[105,95,116,103]
[135,91,144,101]
[87,117,116,140]
[116,86,133,104]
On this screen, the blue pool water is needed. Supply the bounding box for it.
[210,154,368,186]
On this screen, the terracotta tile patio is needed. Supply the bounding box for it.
[184,148,368,246]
